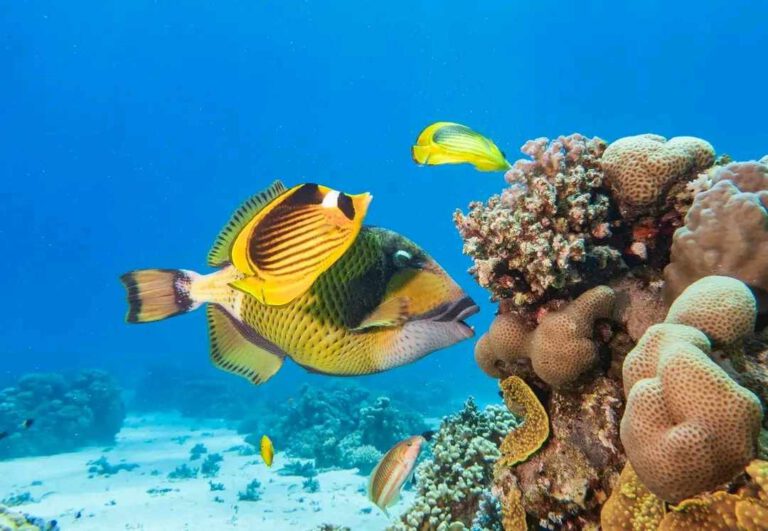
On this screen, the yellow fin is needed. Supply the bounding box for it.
[412,121,510,172]
[206,305,284,385]
[353,296,410,330]
[207,181,288,267]
[229,275,316,307]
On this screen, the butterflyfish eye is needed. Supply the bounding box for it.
[337,192,355,220]
[393,249,412,267]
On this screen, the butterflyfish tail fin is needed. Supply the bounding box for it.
[119,269,202,323]
[207,305,285,385]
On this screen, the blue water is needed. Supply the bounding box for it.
[0,1,766,526]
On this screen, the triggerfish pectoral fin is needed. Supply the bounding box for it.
[207,305,285,385]
[228,183,373,306]
[352,296,411,330]
[412,121,511,172]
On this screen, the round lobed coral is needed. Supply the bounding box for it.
[663,160,768,306]
[454,134,623,307]
[475,286,616,387]
[391,399,518,530]
[621,322,763,502]
[601,134,715,217]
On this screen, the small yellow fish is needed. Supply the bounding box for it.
[368,435,426,514]
[120,180,477,386]
[260,435,274,467]
[412,121,511,171]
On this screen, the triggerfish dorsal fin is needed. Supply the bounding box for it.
[207,180,288,267]
[207,305,285,385]
[352,296,411,330]
[229,183,373,306]
[412,121,511,172]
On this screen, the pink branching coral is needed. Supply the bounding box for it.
[454,134,623,307]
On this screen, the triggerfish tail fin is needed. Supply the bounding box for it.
[207,180,288,267]
[207,305,285,385]
[412,121,511,172]
[119,269,202,323]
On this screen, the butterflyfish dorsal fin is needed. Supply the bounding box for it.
[230,183,373,306]
[207,180,288,267]
[352,296,411,330]
[207,305,285,385]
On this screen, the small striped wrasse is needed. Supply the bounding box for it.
[412,121,511,171]
[368,435,426,514]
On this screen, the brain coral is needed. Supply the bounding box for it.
[620,320,764,503]
[454,134,623,307]
[475,285,615,387]
[602,134,715,216]
[663,160,768,306]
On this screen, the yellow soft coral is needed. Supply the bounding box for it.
[601,462,666,531]
[498,376,549,467]
[475,286,615,386]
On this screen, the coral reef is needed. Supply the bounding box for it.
[600,462,666,530]
[200,453,223,477]
[238,479,263,502]
[391,398,517,529]
[601,134,715,217]
[0,370,125,459]
[621,277,764,503]
[278,460,318,478]
[496,377,549,467]
[454,134,623,307]
[0,505,59,531]
[189,443,207,460]
[87,456,139,477]
[664,160,768,307]
[168,463,198,480]
[475,286,616,386]
[242,383,426,471]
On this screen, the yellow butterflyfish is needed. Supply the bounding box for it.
[260,435,274,467]
[412,121,511,171]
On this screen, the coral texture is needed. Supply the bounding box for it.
[602,134,715,216]
[392,399,517,530]
[0,370,125,459]
[0,505,59,531]
[601,462,666,530]
[475,286,616,386]
[621,277,764,503]
[495,376,626,528]
[454,134,622,307]
[497,376,549,467]
[664,160,768,306]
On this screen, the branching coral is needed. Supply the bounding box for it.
[391,399,517,530]
[475,286,616,386]
[621,277,764,503]
[663,160,768,306]
[454,134,623,307]
[0,370,125,459]
[601,134,715,217]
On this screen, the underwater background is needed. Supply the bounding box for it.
[1,1,768,530]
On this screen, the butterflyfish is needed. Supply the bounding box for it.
[368,435,426,514]
[412,121,511,171]
[120,181,478,386]
[260,435,274,467]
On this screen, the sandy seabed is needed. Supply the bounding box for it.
[0,414,412,530]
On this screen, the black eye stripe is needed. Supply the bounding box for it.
[337,193,355,220]
[285,183,323,206]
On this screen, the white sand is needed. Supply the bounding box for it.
[0,414,414,530]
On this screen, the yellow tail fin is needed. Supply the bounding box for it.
[119,269,202,323]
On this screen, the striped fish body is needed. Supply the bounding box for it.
[211,227,476,377]
[368,435,426,512]
[412,121,510,171]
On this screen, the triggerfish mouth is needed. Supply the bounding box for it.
[120,181,478,385]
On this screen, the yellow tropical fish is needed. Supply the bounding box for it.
[120,181,478,385]
[211,182,371,306]
[412,121,511,171]
[260,435,274,467]
[368,435,426,514]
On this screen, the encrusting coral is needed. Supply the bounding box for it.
[600,462,666,530]
[497,377,549,467]
[454,134,623,307]
[601,134,715,217]
[390,398,517,530]
[475,285,616,387]
[663,160,768,306]
[621,276,764,503]
[0,505,59,531]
